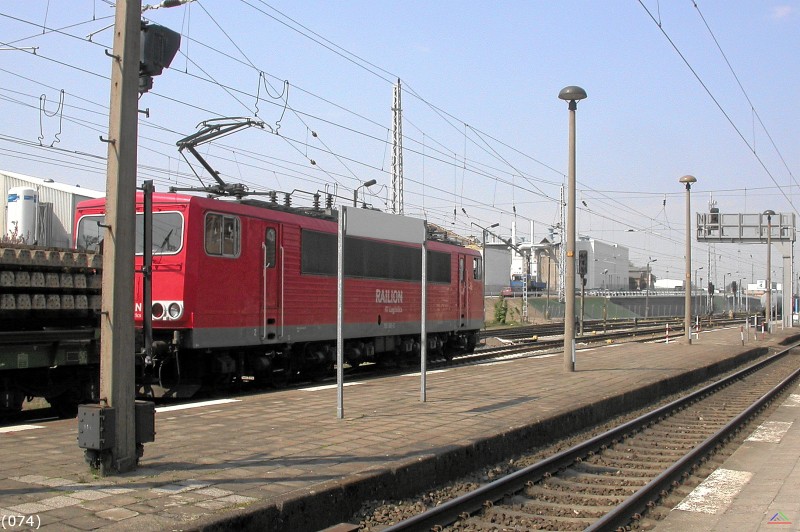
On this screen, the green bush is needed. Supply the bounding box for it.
[494,297,508,324]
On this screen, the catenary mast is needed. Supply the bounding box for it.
[391,78,404,214]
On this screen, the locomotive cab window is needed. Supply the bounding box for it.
[265,228,276,268]
[473,257,482,280]
[205,213,240,257]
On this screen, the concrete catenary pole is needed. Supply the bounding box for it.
[99,0,141,474]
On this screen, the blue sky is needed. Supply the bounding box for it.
[1,1,797,286]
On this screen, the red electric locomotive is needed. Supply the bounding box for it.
[74,192,484,397]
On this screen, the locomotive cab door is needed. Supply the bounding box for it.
[458,254,467,327]
[261,225,280,340]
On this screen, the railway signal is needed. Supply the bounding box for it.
[578,250,588,276]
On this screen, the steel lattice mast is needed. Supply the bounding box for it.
[391,78,404,214]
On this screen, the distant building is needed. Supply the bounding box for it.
[484,239,512,295]
[1,170,103,248]
[576,237,629,290]
[749,280,781,293]
[654,278,684,290]
[533,236,629,292]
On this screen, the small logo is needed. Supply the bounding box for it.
[768,511,791,525]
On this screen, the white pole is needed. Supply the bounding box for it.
[420,238,427,402]
[336,206,346,419]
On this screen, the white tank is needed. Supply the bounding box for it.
[6,186,38,243]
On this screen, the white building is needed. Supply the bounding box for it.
[484,240,513,295]
[654,278,685,290]
[1,170,103,248]
[750,280,781,292]
[533,236,629,293]
[575,237,629,290]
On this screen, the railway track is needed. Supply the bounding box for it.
[472,317,744,362]
[481,316,741,343]
[369,342,800,531]
[479,317,685,341]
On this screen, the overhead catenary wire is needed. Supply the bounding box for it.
[690,0,798,191]
[637,0,799,217]
[0,3,787,281]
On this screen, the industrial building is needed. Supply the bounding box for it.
[2,170,103,248]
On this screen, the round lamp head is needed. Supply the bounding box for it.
[558,86,587,101]
[763,209,775,216]
[679,175,697,185]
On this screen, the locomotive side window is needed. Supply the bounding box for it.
[265,228,276,268]
[205,213,240,257]
[426,251,450,283]
[223,217,238,255]
[459,257,465,282]
[300,229,451,283]
[473,257,482,280]
[204,216,222,255]
[301,230,337,275]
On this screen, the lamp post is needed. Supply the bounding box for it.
[558,85,587,372]
[353,179,377,207]
[680,175,697,344]
[764,209,775,333]
[471,222,499,325]
[644,257,657,318]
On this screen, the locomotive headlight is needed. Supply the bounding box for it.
[149,300,183,320]
[167,302,183,319]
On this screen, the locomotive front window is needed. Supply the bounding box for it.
[139,212,183,254]
[205,213,240,257]
[76,212,183,255]
[76,215,104,252]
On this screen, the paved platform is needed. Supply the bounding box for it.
[1,325,798,531]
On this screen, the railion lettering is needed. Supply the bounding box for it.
[375,289,403,304]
